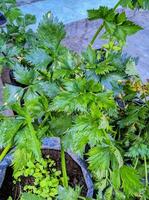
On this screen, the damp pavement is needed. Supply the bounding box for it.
[0,0,149,108]
[18,0,117,24]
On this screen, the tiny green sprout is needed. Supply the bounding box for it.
[13,157,61,199]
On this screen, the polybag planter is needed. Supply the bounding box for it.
[0,137,94,198]
[0,12,7,26]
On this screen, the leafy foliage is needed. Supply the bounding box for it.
[21,193,45,200]
[120,166,143,196]
[120,0,149,10]
[0,0,149,199]
[0,0,36,72]
[57,186,81,200]
[37,12,66,50]
[25,48,51,70]
[88,6,142,42]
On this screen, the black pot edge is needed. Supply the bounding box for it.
[0,12,7,26]
[0,137,94,198]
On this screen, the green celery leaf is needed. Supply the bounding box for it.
[88,6,115,21]
[115,190,126,200]
[6,7,22,23]
[140,0,149,9]
[21,193,45,200]
[3,84,24,105]
[25,48,51,70]
[37,12,66,49]
[24,14,36,26]
[24,96,46,119]
[120,166,143,196]
[120,0,149,10]
[13,63,36,85]
[88,144,123,172]
[111,169,121,189]
[58,186,81,200]
[115,20,142,41]
[50,78,103,113]
[67,114,108,154]
[35,81,60,98]
[83,46,97,65]
[0,118,23,147]
[125,59,139,76]
[126,143,149,158]
[49,114,72,137]
[104,186,113,200]
[88,146,111,171]
[96,63,116,75]
[13,126,41,172]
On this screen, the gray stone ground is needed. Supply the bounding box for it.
[16,0,45,6]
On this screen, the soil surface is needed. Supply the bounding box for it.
[0,149,87,200]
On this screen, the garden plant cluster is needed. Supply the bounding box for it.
[0,0,149,199]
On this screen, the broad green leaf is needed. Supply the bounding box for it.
[116,21,142,41]
[88,6,115,21]
[35,81,60,98]
[6,7,22,22]
[139,0,149,9]
[3,84,23,105]
[120,0,149,10]
[104,21,115,34]
[0,118,23,147]
[115,190,126,200]
[67,113,108,154]
[88,146,110,171]
[120,166,143,196]
[37,12,66,49]
[117,12,126,24]
[13,126,41,172]
[25,14,36,26]
[111,146,123,168]
[21,193,45,200]
[49,114,72,137]
[126,143,149,158]
[83,46,96,65]
[104,186,113,200]
[24,96,46,118]
[13,63,35,85]
[120,0,136,9]
[111,169,121,189]
[58,186,81,200]
[96,62,116,75]
[125,59,139,76]
[25,48,51,70]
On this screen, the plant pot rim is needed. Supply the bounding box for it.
[0,137,94,198]
[0,12,7,26]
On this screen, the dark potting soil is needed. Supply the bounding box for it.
[0,149,88,200]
